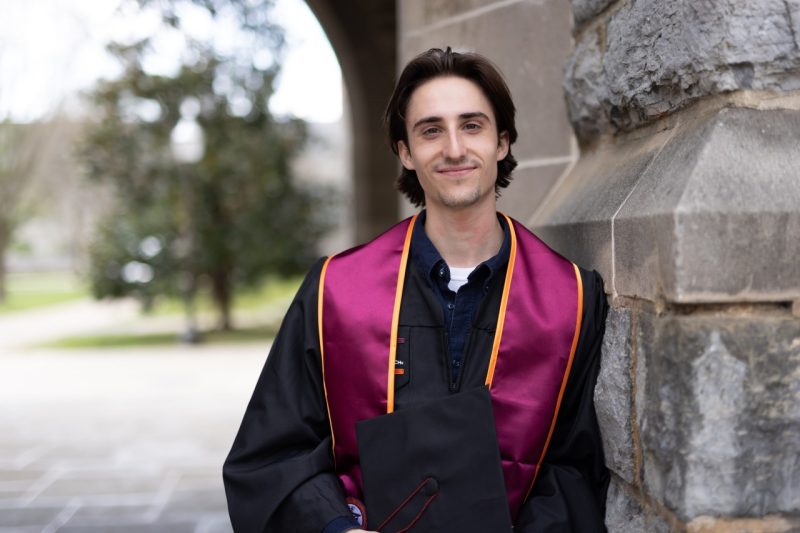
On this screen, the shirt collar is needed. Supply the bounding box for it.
[410,210,510,284]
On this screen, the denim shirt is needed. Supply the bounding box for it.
[410,211,511,386]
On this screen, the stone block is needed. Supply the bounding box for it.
[571,0,616,27]
[594,307,636,483]
[615,107,800,303]
[534,106,800,303]
[401,0,575,161]
[791,0,800,44]
[531,125,668,280]
[562,28,611,143]
[609,113,710,303]
[497,163,567,222]
[688,515,800,533]
[400,0,496,33]
[564,0,800,140]
[638,311,800,520]
[605,477,673,533]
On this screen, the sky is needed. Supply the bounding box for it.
[0,0,342,123]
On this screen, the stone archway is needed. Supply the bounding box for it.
[304,0,398,243]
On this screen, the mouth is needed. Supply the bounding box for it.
[436,165,477,178]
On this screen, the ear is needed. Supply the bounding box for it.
[398,140,416,171]
[496,131,510,161]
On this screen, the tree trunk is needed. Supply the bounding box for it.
[0,221,8,304]
[211,269,233,331]
[181,273,200,344]
[0,249,6,305]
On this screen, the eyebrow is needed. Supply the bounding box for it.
[411,111,491,132]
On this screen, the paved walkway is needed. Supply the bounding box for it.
[0,301,272,532]
[0,299,140,350]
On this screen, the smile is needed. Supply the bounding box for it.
[436,166,477,177]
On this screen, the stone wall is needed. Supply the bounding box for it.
[565,0,800,142]
[392,0,800,531]
[544,0,800,531]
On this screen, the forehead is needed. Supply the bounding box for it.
[405,76,495,124]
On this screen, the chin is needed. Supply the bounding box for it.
[438,189,483,209]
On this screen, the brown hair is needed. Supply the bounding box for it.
[384,47,518,207]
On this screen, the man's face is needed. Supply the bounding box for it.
[397,76,509,212]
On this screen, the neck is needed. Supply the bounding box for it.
[423,203,504,268]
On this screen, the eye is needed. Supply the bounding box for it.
[421,126,441,137]
[464,122,481,131]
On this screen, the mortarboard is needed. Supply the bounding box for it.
[356,386,513,532]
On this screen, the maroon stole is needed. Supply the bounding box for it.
[318,213,583,522]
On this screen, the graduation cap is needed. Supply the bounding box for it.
[356,386,513,532]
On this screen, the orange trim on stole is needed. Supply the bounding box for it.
[485,213,518,388]
[386,214,417,414]
[524,262,584,502]
[318,256,336,460]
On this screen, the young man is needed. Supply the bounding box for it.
[224,47,609,532]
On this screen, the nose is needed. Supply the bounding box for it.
[443,130,466,160]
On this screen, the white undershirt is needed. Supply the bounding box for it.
[448,266,477,293]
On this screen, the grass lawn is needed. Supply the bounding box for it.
[36,275,302,348]
[42,323,280,349]
[0,271,88,315]
[146,275,303,316]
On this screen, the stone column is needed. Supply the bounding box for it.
[538,0,800,530]
[306,0,399,242]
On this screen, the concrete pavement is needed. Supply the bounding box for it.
[0,299,140,350]
[0,301,272,532]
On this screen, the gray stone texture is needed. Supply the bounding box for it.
[638,310,800,520]
[562,27,611,142]
[594,307,636,483]
[400,0,493,33]
[532,106,800,304]
[531,123,663,279]
[564,0,800,140]
[400,0,575,163]
[572,0,617,27]
[605,477,673,533]
[687,514,800,532]
[497,164,567,222]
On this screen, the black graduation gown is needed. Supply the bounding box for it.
[223,256,610,532]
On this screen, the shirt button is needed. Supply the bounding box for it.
[453,360,462,367]
[447,303,454,310]
[439,267,446,278]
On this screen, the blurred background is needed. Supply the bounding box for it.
[1,0,349,530]
[3,0,799,531]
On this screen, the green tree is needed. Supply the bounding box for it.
[0,121,35,303]
[81,0,329,333]
[0,120,61,303]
